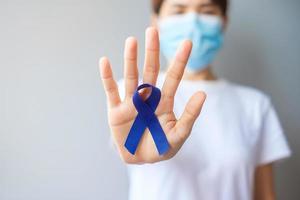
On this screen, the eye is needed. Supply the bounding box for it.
[201,10,217,15]
[170,8,185,15]
[167,5,186,15]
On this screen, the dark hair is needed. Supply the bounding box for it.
[152,0,229,16]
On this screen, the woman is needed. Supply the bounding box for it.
[99,0,291,199]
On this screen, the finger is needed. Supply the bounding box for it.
[124,37,138,98]
[175,91,206,141]
[143,27,160,85]
[99,57,121,108]
[161,40,192,100]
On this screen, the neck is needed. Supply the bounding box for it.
[182,66,217,81]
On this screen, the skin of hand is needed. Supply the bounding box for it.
[99,27,206,164]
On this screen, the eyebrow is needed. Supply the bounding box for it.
[170,2,216,9]
[197,2,216,9]
[170,3,186,9]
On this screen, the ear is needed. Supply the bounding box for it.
[222,15,229,32]
[150,14,159,28]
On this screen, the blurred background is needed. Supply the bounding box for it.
[0,0,299,199]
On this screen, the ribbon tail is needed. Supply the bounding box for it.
[124,114,147,155]
[148,117,170,155]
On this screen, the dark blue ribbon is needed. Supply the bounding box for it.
[124,83,170,155]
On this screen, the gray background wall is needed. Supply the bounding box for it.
[0,0,299,199]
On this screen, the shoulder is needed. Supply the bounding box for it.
[224,81,274,125]
[226,81,271,107]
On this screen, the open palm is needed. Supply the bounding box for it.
[99,27,206,164]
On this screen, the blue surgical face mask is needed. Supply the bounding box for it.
[158,12,224,72]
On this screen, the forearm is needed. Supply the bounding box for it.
[253,163,276,200]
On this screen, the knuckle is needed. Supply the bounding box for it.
[161,92,174,100]
[144,66,158,75]
[185,106,197,119]
[167,69,180,81]
[106,85,116,93]
[125,73,137,81]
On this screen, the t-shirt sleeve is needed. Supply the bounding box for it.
[255,98,292,166]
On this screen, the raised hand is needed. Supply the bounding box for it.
[99,27,206,164]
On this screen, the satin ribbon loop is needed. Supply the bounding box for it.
[124,83,170,155]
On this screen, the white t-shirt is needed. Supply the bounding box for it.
[117,73,291,200]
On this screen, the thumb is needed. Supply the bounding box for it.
[175,91,206,142]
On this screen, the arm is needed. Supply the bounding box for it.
[253,163,276,200]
